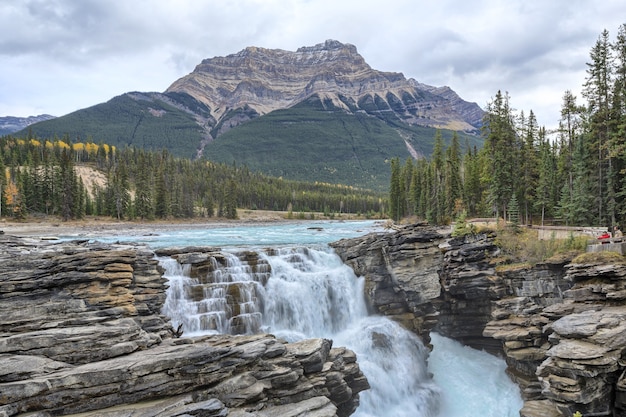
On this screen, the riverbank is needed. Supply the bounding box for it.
[0,210,372,238]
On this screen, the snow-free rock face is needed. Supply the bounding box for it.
[166,39,483,133]
[0,114,56,135]
[330,224,447,345]
[331,224,626,417]
[0,235,367,417]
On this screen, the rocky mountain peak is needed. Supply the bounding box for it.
[166,40,483,133]
[212,39,367,73]
[296,39,354,53]
[295,39,363,64]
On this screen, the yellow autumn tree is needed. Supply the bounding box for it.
[86,142,99,156]
[54,140,70,150]
[4,181,22,216]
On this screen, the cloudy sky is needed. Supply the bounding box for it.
[1,0,624,130]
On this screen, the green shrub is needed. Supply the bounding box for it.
[451,211,476,237]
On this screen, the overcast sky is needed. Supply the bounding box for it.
[1,0,624,130]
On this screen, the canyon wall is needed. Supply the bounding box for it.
[331,224,626,417]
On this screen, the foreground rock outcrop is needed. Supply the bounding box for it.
[331,224,626,417]
[0,235,367,417]
[488,258,626,417]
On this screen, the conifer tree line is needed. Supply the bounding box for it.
[389,24,626,229]
[0,137,385,220]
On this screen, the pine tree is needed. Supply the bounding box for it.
[445,132,462,218]
[519,110,539,224]
[482,90,517,219]
[569,134,596,225]
[409,164,421,217]
[108,163,131,220]
[558,90,584,220]
[507,193,520,231]
[134,153,154,220]
[417,159,430,218]
[401,158,415,216]
[534,133,556,226]
[431,131,446,223]
[154,160,171,219]
[583,29,613,225]
[222,180,238,219]
[612,24,626,224]
[389,157,403,221]
[463,145,483,217]
[59,149,76,220]
[203,191,215,217]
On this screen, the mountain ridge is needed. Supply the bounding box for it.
[0,114,56,135]
[166,39,483,139]
[14,40,485,190]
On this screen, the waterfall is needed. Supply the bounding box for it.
[259,247,369,339]
[161,246,441,415]
[160,245,522,417]
[161,252,269,336]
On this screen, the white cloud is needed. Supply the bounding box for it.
[1,0,624,131]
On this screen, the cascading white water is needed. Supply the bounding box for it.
[161,252,268,336]
[259,247,369,339]
[160,246,441,415]
[159,243,523,417]
[428,333,524,417]
[160,258,203,333]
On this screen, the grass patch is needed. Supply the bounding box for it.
[571,251,625,264]
[494,227,590,266]
[495,262,533,273]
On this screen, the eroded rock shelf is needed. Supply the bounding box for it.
[0,235,367,417]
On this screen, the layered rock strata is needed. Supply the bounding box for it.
[330,226,505,350]
[166,40,483,132]
[331,224,626,417]
[329,224,446,345]
[0,236,367,417]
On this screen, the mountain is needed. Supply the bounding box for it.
[17,40,485,190]
[0,114,56,135]
[166,40,483,137]
[18,92,211,158]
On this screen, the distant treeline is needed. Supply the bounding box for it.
[0,137,386,220]
[390,25,626,230]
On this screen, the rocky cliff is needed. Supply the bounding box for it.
[166,39,483,134]
[331,224,626,417]
[0,235,367,417]
[0,114,56,135]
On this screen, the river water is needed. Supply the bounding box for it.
[79,220,523,416]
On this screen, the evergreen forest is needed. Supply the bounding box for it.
[0,137,385,221]
[389,25,626,230]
